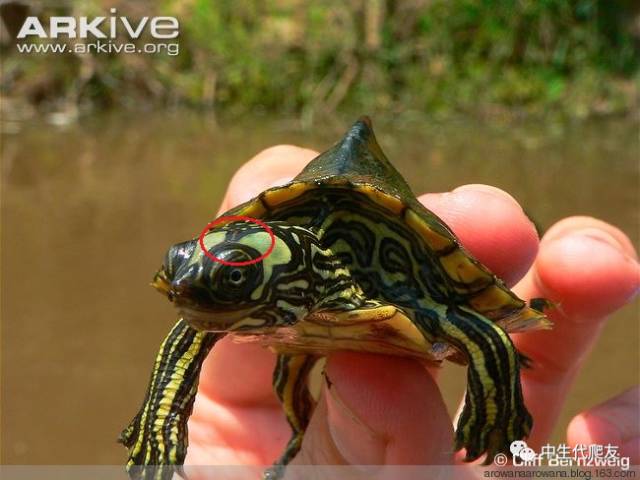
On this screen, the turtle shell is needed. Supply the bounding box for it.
[120,118,551,477]
[225,117,549,343]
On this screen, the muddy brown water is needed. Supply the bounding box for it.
[2,112,638,464]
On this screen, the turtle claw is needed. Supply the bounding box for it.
[120,412,189,480]
[454,400,532,465]
[125,464,185,480]
[120,422,188,480]
[263,464,286,480]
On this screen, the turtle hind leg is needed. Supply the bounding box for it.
[414,306,532,464]
[265,354,320,480]
[449,306,531,463]
[455,357,532,464]
[120,320,221,480]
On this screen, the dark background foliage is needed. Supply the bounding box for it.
[1,0,638,121]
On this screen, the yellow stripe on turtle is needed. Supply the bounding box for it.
[496,306,553,333]
[237,200,267,218]
[262,182,314,208]
[468,284,524,316]
[354,185,405,215]
[404,208,454,252]
[439,249,493,288]
[277,355,311,432]
[308,301,398,326]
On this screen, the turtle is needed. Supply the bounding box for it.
[120,117,552,480]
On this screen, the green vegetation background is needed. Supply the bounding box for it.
[1,0,639,120]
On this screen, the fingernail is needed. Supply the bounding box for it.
[542,217,638,261]
[580,412,640,462]
[571,229,640,295]
[452,184,521,207]
[228,177,292,207]
[572,387,640,464]
[325,378,387,467]
[268,177,294,188]
[582,414,624,445]
[228,186,262,207]
[571,228,629,256]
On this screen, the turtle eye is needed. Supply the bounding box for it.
[204,243,264,304]
[228,268,244,285]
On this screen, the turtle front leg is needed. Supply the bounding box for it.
[119,319,221,480]
[265,354,320,480]
[415,306,532,464]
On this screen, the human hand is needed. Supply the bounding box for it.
[184,145,640,474]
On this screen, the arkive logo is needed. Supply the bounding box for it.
[16,8,179,39]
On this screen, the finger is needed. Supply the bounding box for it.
[187,375,292,466]
[511,217,640,447]
[198,145,318,406]
[420,184,539,287]
[567,386,639,464]
[219,145,319,212]
[197,337,283,406]
[540,216,637,261]
[293,352,454,467]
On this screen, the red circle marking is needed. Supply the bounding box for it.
[198,215,276,266]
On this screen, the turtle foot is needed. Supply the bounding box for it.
[263,464,286,480]
[125,464,185,480]
[120,423,187,480]
[454,402,532,465]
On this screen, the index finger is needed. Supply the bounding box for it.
[512,217,639,448]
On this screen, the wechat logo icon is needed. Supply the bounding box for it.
[510,440,536,462]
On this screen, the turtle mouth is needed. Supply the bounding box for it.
[151,264,259,332]
[151,267,172,296]
[177,305,256,332]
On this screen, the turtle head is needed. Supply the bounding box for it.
[152,221,330,332]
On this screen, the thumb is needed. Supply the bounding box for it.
[291,352,454,470]
[567,386,640,464]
